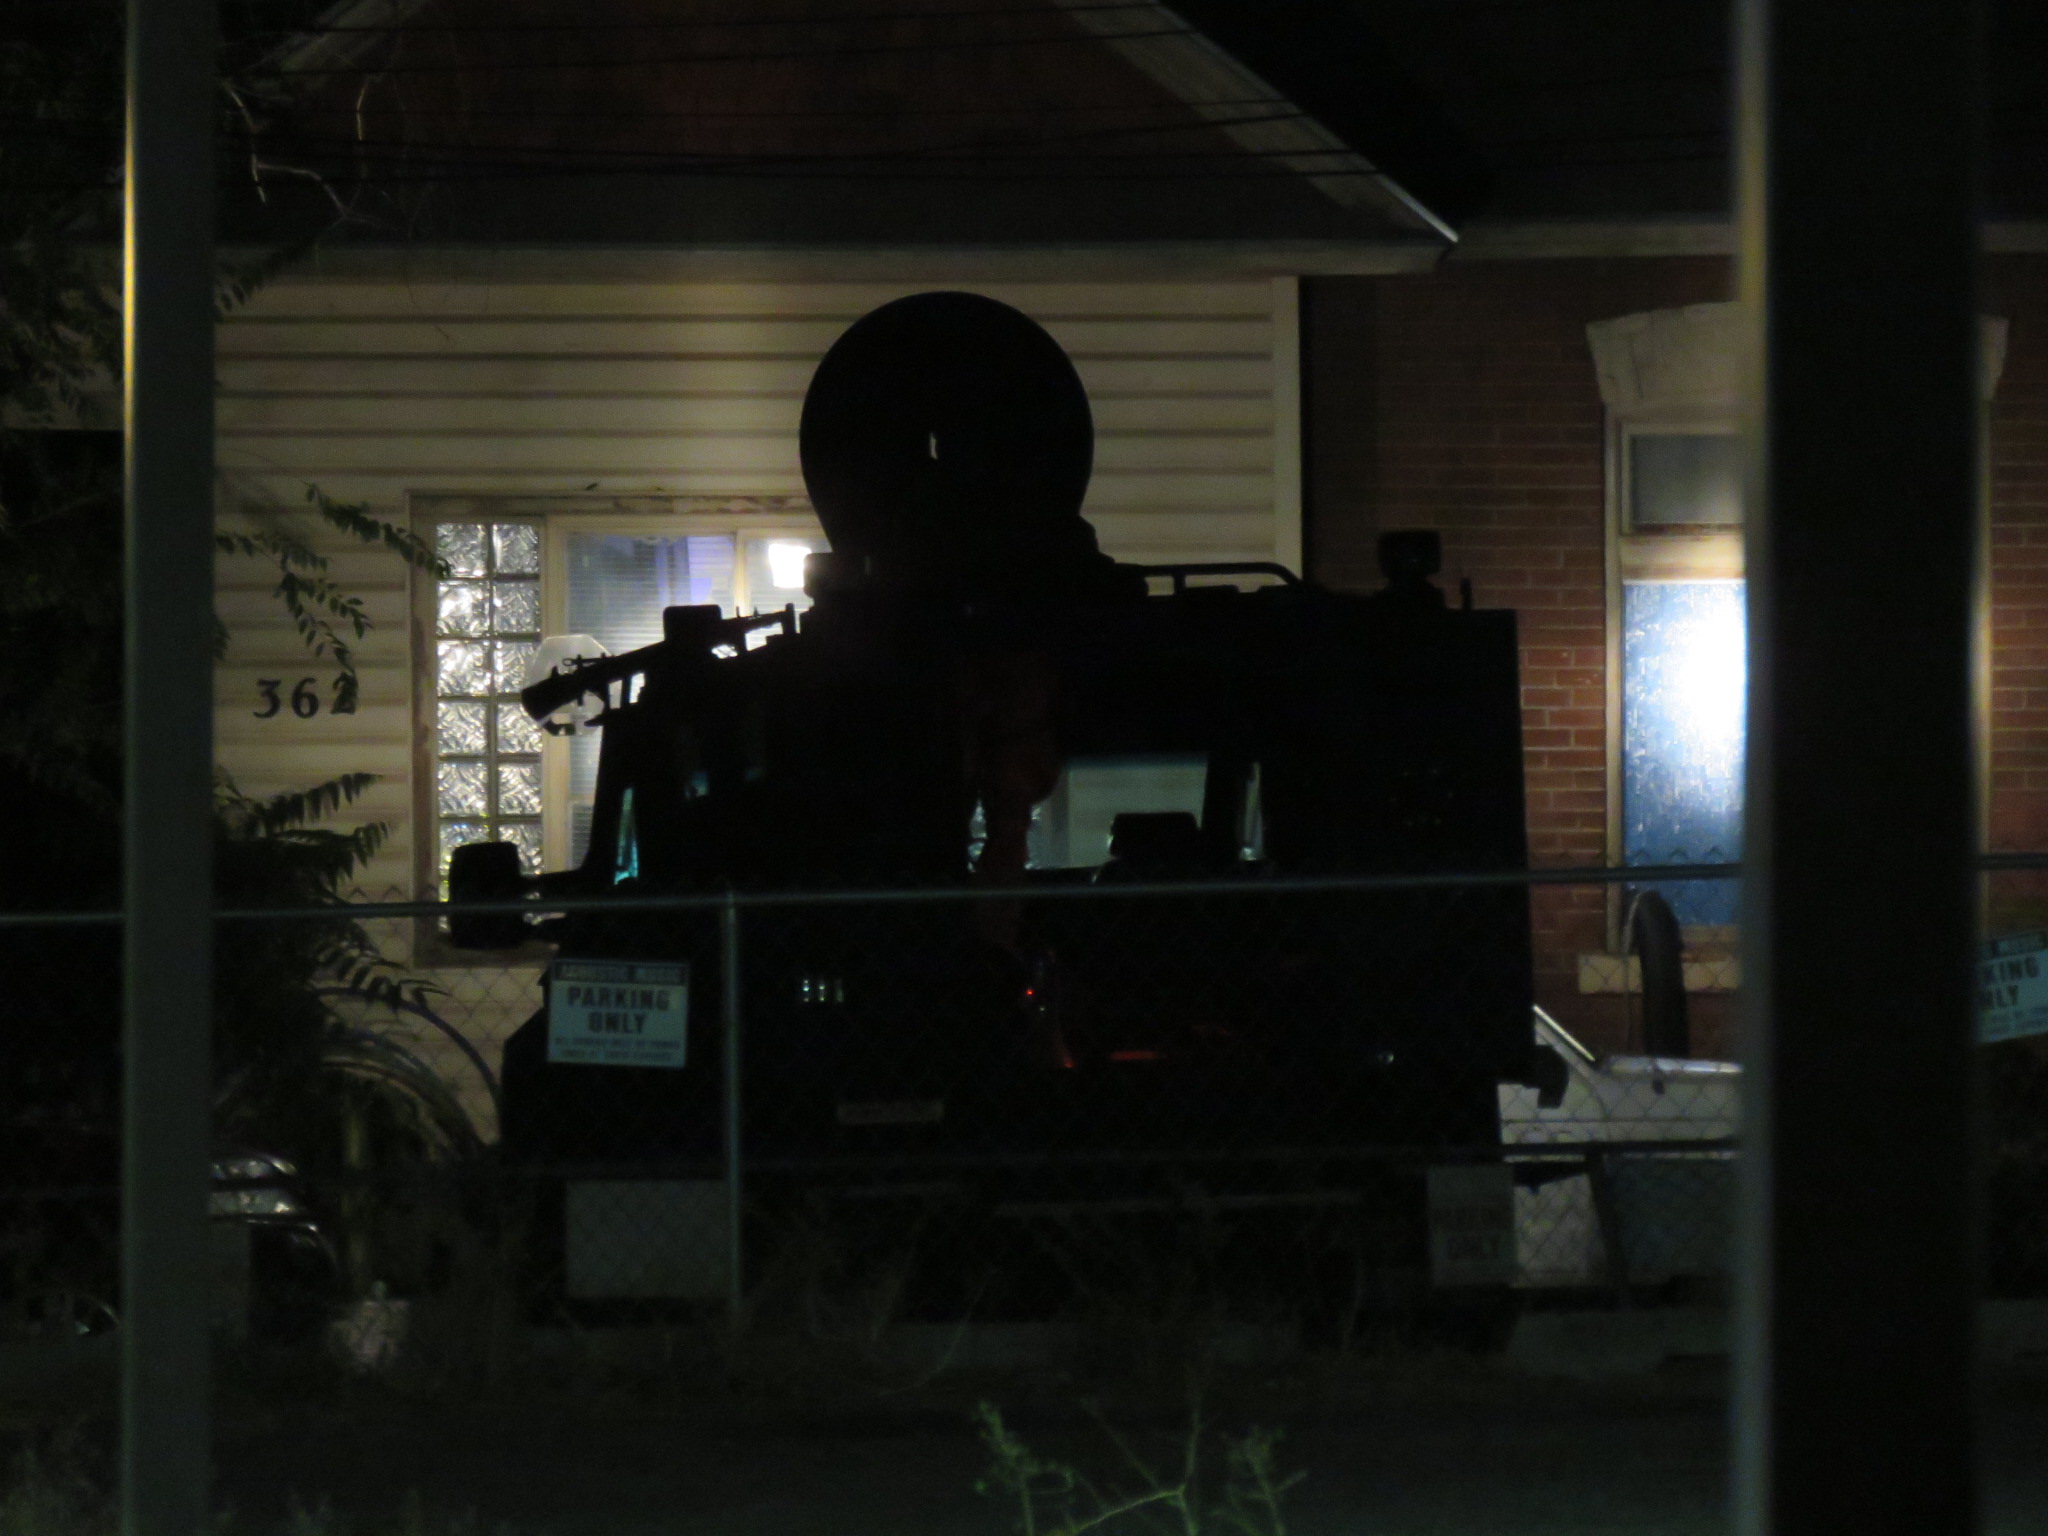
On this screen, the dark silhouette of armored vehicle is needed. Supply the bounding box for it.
[448,293,1541,1312]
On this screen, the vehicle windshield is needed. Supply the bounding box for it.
[1025,753,1207,870]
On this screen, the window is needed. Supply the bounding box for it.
[1628,432,1742,528]
[1022,754,1212,869]
[556,528,817,867]
[419,502,824,899]
[430,521,545,887]
[1615,426,1745,932]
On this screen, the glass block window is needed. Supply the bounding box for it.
[1622,580,1746,926]
[433,520,543,887]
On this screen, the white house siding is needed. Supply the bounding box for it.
[212,271,1298,1132]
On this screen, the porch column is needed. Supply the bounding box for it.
[123,0,218,1529]
[1733,0,1984,1532]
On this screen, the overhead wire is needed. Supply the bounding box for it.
[6,153,1743,196]
[220,99,1303,120]
[244,1,1176,33]
[0,8,1886,193]
[244,26,1201,78]
[0,102,1385,180]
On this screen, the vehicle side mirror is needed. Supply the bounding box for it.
[446,841,530,950]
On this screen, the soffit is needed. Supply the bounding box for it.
[231,0,1448,249]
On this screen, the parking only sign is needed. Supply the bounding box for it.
[549,959,691,1068]
[1979,933,2048,1045]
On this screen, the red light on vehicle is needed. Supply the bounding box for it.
[1108,1049,1162,1063]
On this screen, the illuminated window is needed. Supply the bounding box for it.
[560,531,817,864]
[1025,754,1211,869]
[431,521,544,887]
[1618,428,1745,930]
[419,507,823,902]
[1622,581,1744,924]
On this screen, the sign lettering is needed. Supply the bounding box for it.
[549,960,690,1067]
[1979,932,2048,1045]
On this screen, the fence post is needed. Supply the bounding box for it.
[721,893,744,1326]
[123,0,218,1531]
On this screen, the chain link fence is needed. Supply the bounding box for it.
[11,862,2048,1381]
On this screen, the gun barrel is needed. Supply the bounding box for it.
[519,644,659,722]
[520,608,796,720]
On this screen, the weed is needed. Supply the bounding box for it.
[974,1394,1303,1535]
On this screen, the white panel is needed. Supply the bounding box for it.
[1270,277,1303,574]
[216,703,411,742]
[236,281,1273,320]
[218,393,1272,435]
[214,776,413,816]
[214,588,411,625]
[219,317,1273,359]
[217,468,1270,509]
[1086,511,1278,561]
[215,546,413,588]
[210,740,411,777]
[218,432,1269,477]
[220,355,1273,397]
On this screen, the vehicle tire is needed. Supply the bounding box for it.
[1628,890,1690,1058]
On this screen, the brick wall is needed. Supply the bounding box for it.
[1986,256,2048,909]
[1310,253,2048,1054]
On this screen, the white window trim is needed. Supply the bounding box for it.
[1589,305,1749,976]
[1613,416,1744,582]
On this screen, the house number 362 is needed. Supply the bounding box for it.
[253,678,356,719]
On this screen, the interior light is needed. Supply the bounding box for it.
[765,541,811,590]
[1667,592,1747,778]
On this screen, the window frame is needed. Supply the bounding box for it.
[537,510,825,871]
[1603,411,1745,962]
[410,494,823,961]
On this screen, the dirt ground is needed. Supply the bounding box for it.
[9,1348,2047,1534]
[194,1363,2048,1536]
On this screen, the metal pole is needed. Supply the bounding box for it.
[122,0,218,1531]
[1733,0,1983,1530]
[720,894,744,1325]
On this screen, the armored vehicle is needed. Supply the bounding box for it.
[449,293,1543,1312]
